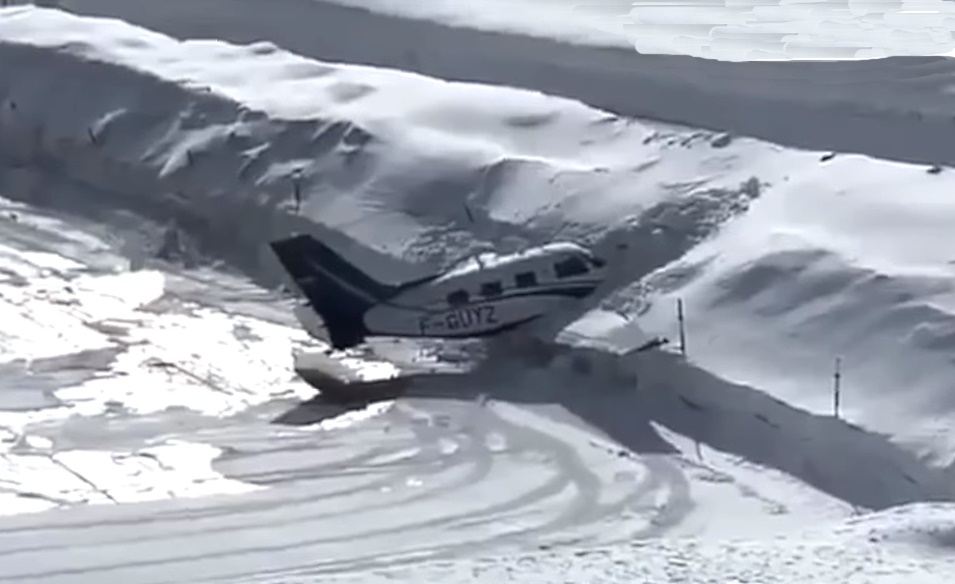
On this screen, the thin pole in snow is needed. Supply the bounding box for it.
[292,169,302,213]
[463,203,485,269]
[833,357,842,419]
[677,298,686,356]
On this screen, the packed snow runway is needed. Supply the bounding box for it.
[0,194,864,583]
[0,194,824,583]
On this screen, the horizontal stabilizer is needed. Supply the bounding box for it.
[293,350,411,401]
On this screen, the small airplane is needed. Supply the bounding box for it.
[270,233,616,346]
[269,232,665,389]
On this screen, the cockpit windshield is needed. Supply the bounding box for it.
[586,253,606,268]
[554,255,590,279]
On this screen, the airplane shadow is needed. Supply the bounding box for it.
[273,348,955,511]
[272,364,678,456]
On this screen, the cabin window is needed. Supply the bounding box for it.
[515,271,537,288]
[446,290,470,306]
[554,256,589,279]
[480,281,503,297]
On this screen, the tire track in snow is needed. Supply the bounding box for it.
[0,448,407,554]
[0,392,685,584]
[193,403,681,582]
[0,406,466,550]
[0,402,486,574]
[280,452,690,579]
[201,457,685,582]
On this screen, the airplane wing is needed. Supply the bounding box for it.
[502,232,667,362]
[293,349,410,402]
[292,336,482,401]
[553,308,660,356]
[292,309,663,401]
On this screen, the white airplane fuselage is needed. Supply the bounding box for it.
[363,242,607,340]
[270,234,610,350]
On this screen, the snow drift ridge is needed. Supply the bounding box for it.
[62,0,955,169]
[0,6,764,287]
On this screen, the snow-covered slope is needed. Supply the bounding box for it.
[63,0,955,168]
[0,6,769,281]
[635,158,955,466]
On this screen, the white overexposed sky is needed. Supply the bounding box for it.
[575,0,955,60]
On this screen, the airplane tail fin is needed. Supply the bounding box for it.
[269,234,399,350]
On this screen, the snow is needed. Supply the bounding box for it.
[0,197,315,513]
[314,504,955,584]
[293,0,630,49]
[0,442,260,514]
[632,155,955,465]
[0,260,314,418]
[308,0,955,61]
[0,4,955,583]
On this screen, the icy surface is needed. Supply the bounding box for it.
[0,198,309,513]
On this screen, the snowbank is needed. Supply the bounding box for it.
[628,152,955,467]
[64,0,955,167]
[0,6,767,284]
[3,7,955,497]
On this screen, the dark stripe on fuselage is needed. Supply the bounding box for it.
[383,283,597,337]
[500,283,599,301]
[374,314,544,340]
[380,281,600,318]
[431,282,599,312]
